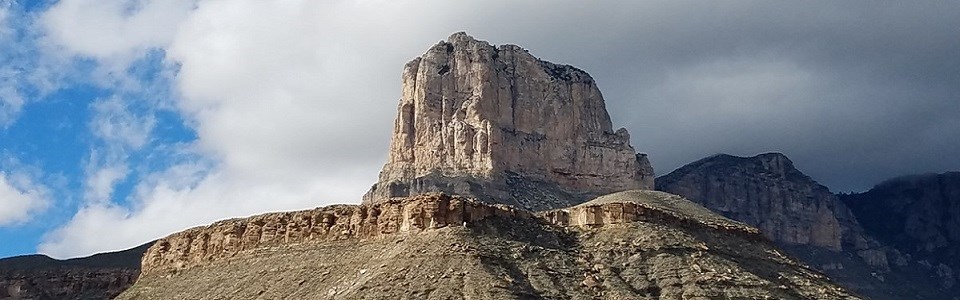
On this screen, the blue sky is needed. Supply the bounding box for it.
[1,1,199,257]
[1,1,958,259]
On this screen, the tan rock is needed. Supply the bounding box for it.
[539,190,760,238]
[364,32,653,210]
[139,193,530,276]
[125,190,859,300]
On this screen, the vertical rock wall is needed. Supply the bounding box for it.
[140,194,530,276]
[365,32,654,210]
[656,153,865,252]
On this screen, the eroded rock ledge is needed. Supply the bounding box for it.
[141,194,529,276]
[141,191,765,278]
[540,190,760,237]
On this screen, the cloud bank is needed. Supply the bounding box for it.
[25,0,960,258]
[0,171,49,227]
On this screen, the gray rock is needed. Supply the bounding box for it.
[655,153,865,251]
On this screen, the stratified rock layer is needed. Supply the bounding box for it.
[140,194,528,276]
[364,32,653,211]
[540,190,759,236]
[121,191,858,300]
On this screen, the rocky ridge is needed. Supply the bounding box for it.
[540,190,759,236]
[655,153,870,252]
[122,191,858,299]
[140,194,529,276]
[656,153,958,299]
[0,242,151,300]
[364,32,654,211]
[841,172,960,298]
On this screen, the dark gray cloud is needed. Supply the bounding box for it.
[413,1,960,192]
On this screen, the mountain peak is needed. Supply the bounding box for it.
[657,152,858,252]
[363,32,654,210]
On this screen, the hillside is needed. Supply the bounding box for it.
[657,153,958,299]
[0,242,151,300]
[118,192,857,299]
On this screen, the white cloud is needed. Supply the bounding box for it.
[0,0,75,126]
[79,96,156,205]
[41,0,460,258]
[0,82,24,127]
[38,0,195,93]
[36,0,960,257]
[0,1,23,126]
[41,155,374,257]
[90,96,156,149]
[83,164,128,203]
[0,171,49,227]
[41,0,195,64]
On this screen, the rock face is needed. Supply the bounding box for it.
[0,242,151,300]
[0,269,138,300]
[656,153,868,252]
[140,194,529,276]
[656,153,960,300]
[842,172,960,298]
[121,191,858,300]
[540,190,759,236]
[364,32,654,211]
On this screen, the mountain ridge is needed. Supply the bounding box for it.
[0,242,152,300]
[120,191,859,300]
[657,152,959,299]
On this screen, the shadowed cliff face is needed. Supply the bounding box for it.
[842,172,960,296]
[0,242,151,300]
[120,191,858,300]
[657,153,960,299]
[655,153,867,251]
[364,32,654,211]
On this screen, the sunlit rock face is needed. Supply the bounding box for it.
[364,32,654,210]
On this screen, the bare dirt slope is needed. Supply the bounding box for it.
[118,192,857,299]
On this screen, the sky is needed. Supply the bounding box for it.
[0,0,958,259]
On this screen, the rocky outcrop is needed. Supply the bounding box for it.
[0,269,138,300]
[121,191,858,300]
[656,153,960,299]
[0,242,150,300]
[140,194,530,276]
[656,153,868,252]
[540,190,759,237]
[364,32,653,211]
[842,172,960,297]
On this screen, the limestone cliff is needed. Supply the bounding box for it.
[364,32,653,211]
[121,191,858,300]
[656,153,960,300]
[140,194,528,276]
[842,172,960,298]
[656,153,869,252]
